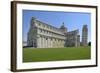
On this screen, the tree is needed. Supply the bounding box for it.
[88,42,91,46]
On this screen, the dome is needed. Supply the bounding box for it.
[60,22,67,33]
[60,22,66,29]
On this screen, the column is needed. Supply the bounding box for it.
[48,37,50,48]
[44,37,46,48]
[46,37,48,48]
[50,38,52,48]
[75,36,77,47]
[62,40,64,47]
[37,36,39,48]
[40,36,42,48]
[39,36,41,48]
[42,36,44,48]
[52,38,54,48]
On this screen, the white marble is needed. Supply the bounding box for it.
[27,17,88,48]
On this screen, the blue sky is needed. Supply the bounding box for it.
[23,10,91,42]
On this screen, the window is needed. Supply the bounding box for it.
[43,25,45,28]
[38,23,41,26]
[50,26,52,29]
[43,30,45,33]
[47,31,48,34]
[46,38,48,40]
[40,29,42,32]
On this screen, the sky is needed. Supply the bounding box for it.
[23,10,91,42]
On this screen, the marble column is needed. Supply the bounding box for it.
[42,36,45,48]
[37,36,39,48]
[48,37,50,48]
[44,37,46,48]
[75,36,77,47]
[40,36,42,48]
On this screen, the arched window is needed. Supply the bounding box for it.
[38,23,41,26]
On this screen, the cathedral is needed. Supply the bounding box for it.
[27,17,88,48]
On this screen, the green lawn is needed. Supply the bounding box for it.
[23,46,91,62]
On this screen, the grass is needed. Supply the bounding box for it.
[23,46,91,62]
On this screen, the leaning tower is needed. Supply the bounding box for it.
[82,25,88,46]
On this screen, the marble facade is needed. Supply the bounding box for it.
[27,17,88,48]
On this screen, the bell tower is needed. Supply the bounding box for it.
[82,25,88,46]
